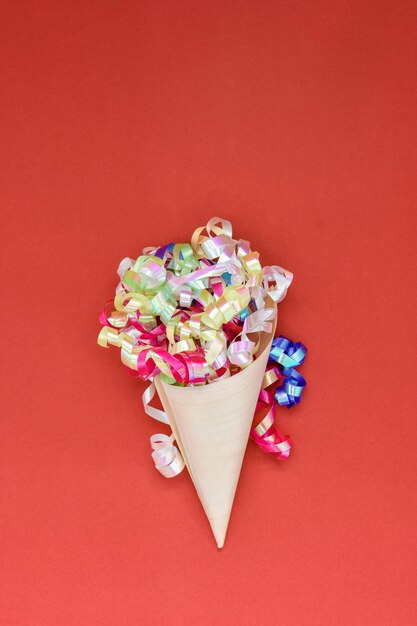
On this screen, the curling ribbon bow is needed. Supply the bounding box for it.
[251,337,308,459]
[251,388,292,460]
[142,381,185,476]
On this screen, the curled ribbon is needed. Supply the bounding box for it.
[269,336,307,369]
[275,369,307,408]
[142,381,186,476]
[150,434,185,478]
[98,217,292,386]
[251,336,308,460]
[270,336,307,408]
[98,218,306,473]
[251,386,292,460]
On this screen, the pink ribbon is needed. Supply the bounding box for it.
[251,375,292,460]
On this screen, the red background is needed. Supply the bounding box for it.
[1,1,417,624]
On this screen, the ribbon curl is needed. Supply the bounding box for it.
[251,386,292,460]
[270,336,307,408]
[150,434,185,478]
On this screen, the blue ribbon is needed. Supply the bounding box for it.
[269,337,307,408]
[155,242,175,259]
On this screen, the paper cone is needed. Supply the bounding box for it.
[154,302,277,548]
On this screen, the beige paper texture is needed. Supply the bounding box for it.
[154,305,277,548]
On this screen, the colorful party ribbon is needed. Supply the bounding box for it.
[251,336,308,460]
[98,217,293,385]
[141,380,186,476]
[98,217,307,473]
[270,336,307,408]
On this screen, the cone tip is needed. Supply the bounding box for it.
[211,520,228,549]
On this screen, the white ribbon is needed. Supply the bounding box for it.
[150,433,185,478]
[142,382,185,477]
